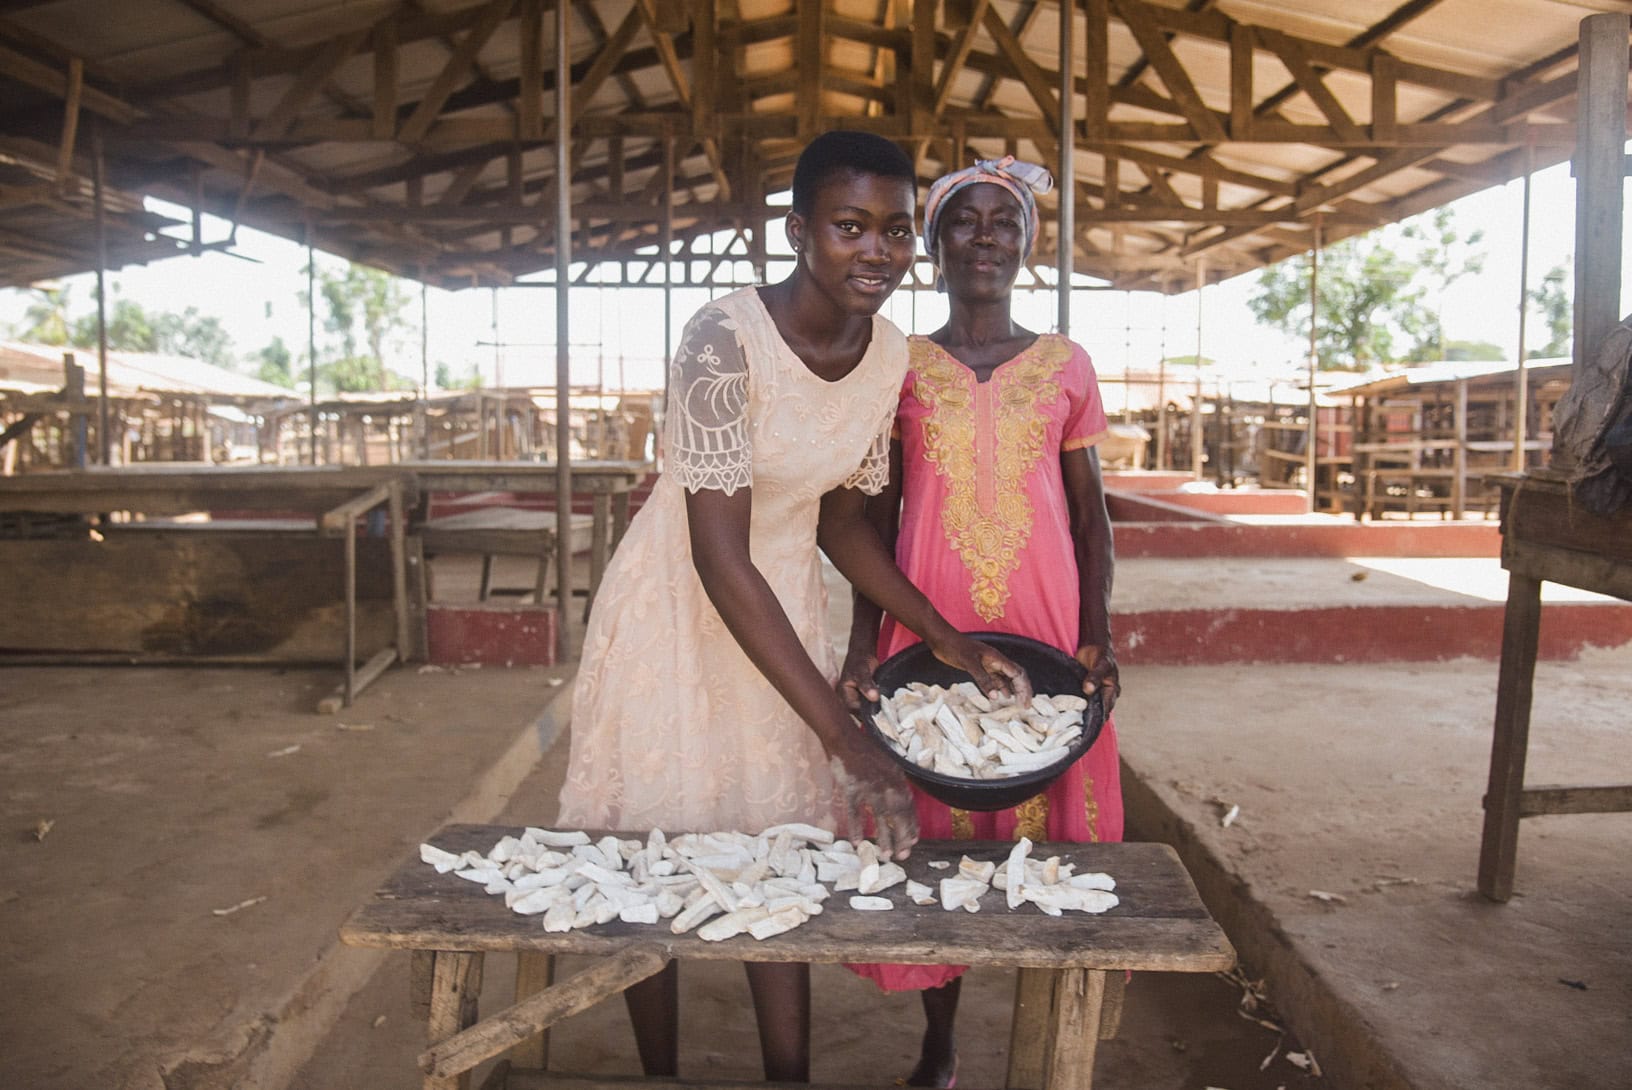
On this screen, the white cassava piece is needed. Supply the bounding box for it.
[419,826,1120,941]
[873,682,1089,779]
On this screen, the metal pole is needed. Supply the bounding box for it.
[1306,217,1322,512]
[1512,142,1533,472]
[92,125,110,465]
[1191,260,1204,479]
[420,270,431,458]
[307,223,319,465]
[1155,289,1168,469]
[1057,0,1074,336]
[554,0,574,658]
[491,286,503,388]
[662,126,674,381]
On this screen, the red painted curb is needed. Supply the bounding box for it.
[1119,603,1632,664]
[427,604,559,666]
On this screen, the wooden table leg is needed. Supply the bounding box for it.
[611,490,631,551]
[1041,969,1106,1090]
[426,951,484,1090]
[389,480,409,658]
[589,493,611,606]
[1007,966,1054,1090]
[509,952,556,1070]
[1478,571,1544,902]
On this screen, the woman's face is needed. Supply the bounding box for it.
[932,183,1026,302]
[787,170,917,316]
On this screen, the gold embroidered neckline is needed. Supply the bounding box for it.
[919,334,1057,384]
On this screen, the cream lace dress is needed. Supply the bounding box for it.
[557,287,907,835]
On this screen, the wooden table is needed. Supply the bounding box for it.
[0,465,417,712]
[342,824,1235,1090]
[401,460,650,607]
[1479,472,1632,901]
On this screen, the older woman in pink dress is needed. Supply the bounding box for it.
[838,156,1123,1087]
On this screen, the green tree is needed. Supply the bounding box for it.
[18,284,73,345]
[1248,207,1488,370]
[71,296,157,352]
[1159,354,1215,368]
[307,263,412,392]
[153,306,235,368]
[1527,263,1571,359]
[1399,207,1486,360]
[253,337,296,388]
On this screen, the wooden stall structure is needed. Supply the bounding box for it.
[344,826,1234,1090]
[1332,359,1572,521]
[0,465,416,711]
[0,341,297,471]
[1250,395,1349,509]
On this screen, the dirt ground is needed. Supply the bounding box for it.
[1,552,1626,1090]
[1119,652,1631,1089]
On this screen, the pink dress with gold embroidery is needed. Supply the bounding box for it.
[849,333,1124,993]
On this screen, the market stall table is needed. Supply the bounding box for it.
[0,465,415,711]
[401,460,649,607]
[342,824,1235,1090]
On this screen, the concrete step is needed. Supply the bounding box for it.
[1114,557,1632,664]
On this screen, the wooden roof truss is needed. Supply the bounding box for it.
[0,0,1609,292]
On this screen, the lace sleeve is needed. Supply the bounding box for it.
[842,418,893,495]
[665,307,752,495]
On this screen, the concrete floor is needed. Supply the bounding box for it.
[0,552,1627,1089]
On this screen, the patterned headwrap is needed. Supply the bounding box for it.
[923,155,1055,264]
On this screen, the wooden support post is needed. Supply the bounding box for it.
[93,124,110,465]
[1058,0,1075,336]
[509,952,556,1070]
[1042,969,1107,1090]
[1477,572,1543,902]
[1006,967,1055,1090]
[1513,141,1533,471]
[344,513,357,699]
[425,951,485,1090]
[389,478,409,657]
[554,0,574,659]
[1566,10,1629,432]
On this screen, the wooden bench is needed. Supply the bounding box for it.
[420,509,596,604]
[342,825,1235,1090]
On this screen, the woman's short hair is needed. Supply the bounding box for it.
[790,131,916,216]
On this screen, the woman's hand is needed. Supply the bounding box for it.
[1075,644,1120,715]
[836,647,880,712]
[928,631,1033,704]
[825,726,919,860]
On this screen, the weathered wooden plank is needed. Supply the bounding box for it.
[427,951,485,1090]
[0,466,417,515]
[1006,967,1054,1089]
[1518,784,1632,817]
[1042,969,1104,1090]
[0,535,397,659]
[342,828,1235,973]
[510,952,556,1069]
[420,944,671,1080]
[1477,572,1542,903]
